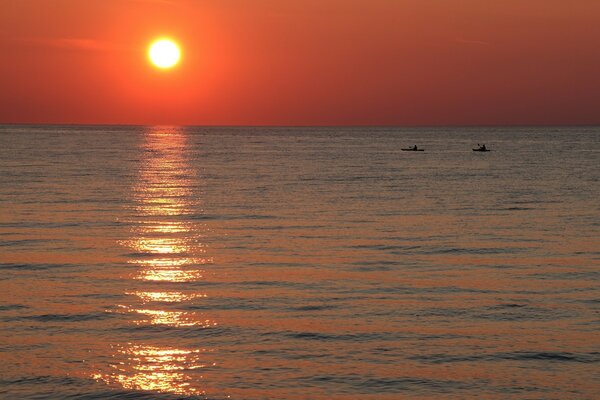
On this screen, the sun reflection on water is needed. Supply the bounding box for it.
[96,127,216,397]
[128,291,206,303]
[135,265,205,282]
[130,237,189,254]
[114,305,216,327]
[134,309,216,327]
[142,220,191,234]
[93,345,214,396]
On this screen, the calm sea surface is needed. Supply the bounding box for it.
[0,126,598,399]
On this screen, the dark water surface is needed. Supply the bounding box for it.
[0,126,598,399]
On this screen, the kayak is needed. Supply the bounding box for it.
[472,148,490,152]
[401,148,424,151]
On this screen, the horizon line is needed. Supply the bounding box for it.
[2,122,600,129]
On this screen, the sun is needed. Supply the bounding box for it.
[148,39,181,69]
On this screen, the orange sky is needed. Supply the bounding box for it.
[1,0,599,126]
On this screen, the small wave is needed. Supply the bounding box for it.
[352,260,400,266]
[489,303,528,309]
[347,244,421,251]
[237,280,317,290]
[21,312,113,323]
[426,286,497,294]
[249,224,327,231]
[189,213,277,221]
[186,300,268,311]
[0,342,48,352]
[0,375,211,400]
[352,264,393,271]
[0,375,81,387]
[474,308,570,322]
[411,351,600,364]
[0,263,79,270]
[420,246,527,255]
[289,304,338,312]
[525,271,600,281]
[0,304,29,311]
[504,352,600,362]
[292,374,481,393]
[280,331,397,342]
[346,244,527,255]
[0,221,82,228]
[0,239,59,247]
[350,260,401,271]
[111,322,228,339]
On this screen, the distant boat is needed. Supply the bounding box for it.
[473,144,490,152]
[401,146,424,151]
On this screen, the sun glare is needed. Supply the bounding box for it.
[148,39,181,69]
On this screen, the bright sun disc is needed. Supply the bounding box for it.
[148,39,181,69]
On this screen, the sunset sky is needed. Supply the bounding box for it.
[1,0,599,126]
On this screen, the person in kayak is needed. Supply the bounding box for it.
[412,145,418,150]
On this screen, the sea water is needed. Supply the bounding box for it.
[0,125,598,399]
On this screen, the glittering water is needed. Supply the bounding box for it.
[0,125,598,399]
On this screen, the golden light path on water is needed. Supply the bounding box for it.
[129,291,206,303]
[94,345,214,396]
[94,127,216,396]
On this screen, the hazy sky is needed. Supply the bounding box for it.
[1,0,599,125]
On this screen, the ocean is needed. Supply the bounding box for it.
[0,125,598,399]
